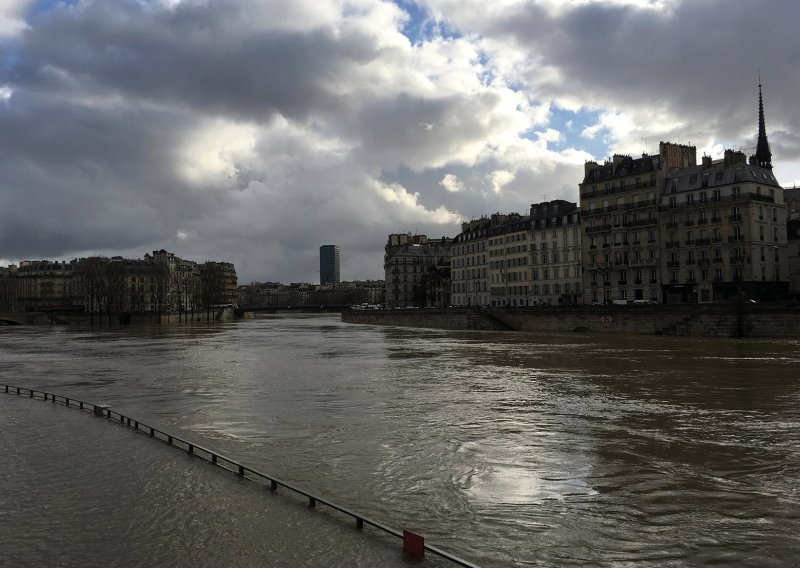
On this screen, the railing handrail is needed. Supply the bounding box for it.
[1,383,480,568]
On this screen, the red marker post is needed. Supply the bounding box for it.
[403,529,425,559]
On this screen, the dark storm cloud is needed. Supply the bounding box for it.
[0,90,202,258]
[14,1,380,122]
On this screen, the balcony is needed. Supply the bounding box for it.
[667,261,680,268]
[626,218,657,228]
[728,236,743,243]
[684,240,694,247]
[665,241,679,249]
[697,218,708,225]
[712,257,724,264]
[712,237,723,243]
[711,217,722,223]
[728,214,742,222]
[618,280,627,286]
[698,259,711,266]
[666,222,679,229]
[694,238,711,246]
[649,278,658,284]
[686,259,696,266]
[634,278,643,284]
[684,220,696,227]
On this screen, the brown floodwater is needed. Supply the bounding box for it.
[1,314,799,566]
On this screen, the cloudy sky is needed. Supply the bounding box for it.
[1,0,798,282]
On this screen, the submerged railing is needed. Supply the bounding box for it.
[1,383,479,568]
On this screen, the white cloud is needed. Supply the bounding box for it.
[490,169,515,194]
[374,181,460,224]
[178,119,258,188]
[440,173,464,192]
[0,0,30,39]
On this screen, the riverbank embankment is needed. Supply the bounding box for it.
[342,303,800,337]
[0,307,235,326]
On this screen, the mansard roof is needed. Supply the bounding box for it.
[666,159,780,194]
[582,154,658,184]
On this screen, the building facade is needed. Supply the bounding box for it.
[487,214,531,307]
[320,245,341,286]
[451,217,493,307]
[660,151,787,302]
[530,200,582,305]
[384,234,451,308]
[579,142,690,304]
[3,251,236,315]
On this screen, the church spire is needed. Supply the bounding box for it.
[755,81,772,169]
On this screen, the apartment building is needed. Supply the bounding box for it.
[450,217,493,307]
[529,200,582,305]
[384,234,451,308]
[578,142,691,303]
[14,260,78,312]
[4,251,236,314]
[487,214,531,306]
[660,150,787,302]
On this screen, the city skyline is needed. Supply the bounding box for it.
[2,1,799,283]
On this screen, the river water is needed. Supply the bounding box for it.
[1,314,799,567]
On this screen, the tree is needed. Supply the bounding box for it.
[151,262,171,324]
[76,257,108,326]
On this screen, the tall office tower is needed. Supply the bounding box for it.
[320,244,340,285]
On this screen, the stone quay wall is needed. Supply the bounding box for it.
[0,307,235,327]
[342,303,800,337]
[341,308,513,331]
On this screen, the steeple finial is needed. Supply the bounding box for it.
[755,80,772,169]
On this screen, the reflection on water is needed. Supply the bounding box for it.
[2,314,800,567]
